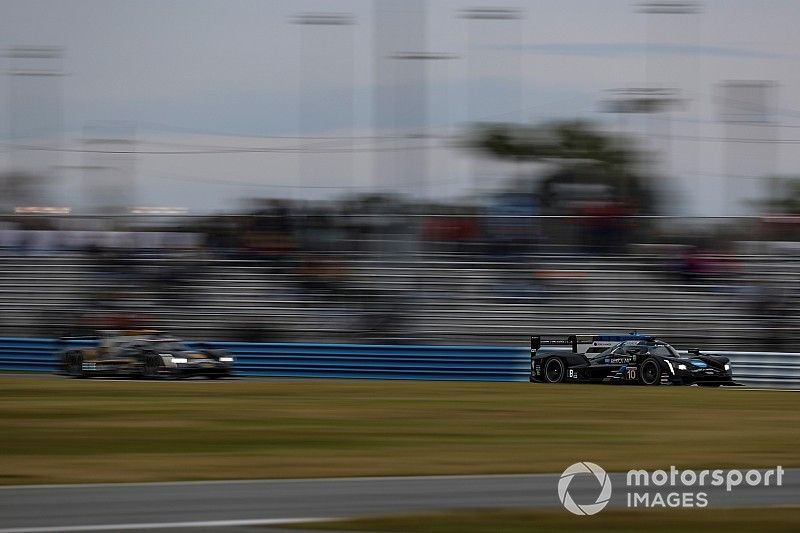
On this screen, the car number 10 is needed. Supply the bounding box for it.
[627,367,637,380]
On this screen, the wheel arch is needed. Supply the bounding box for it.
[639,357,662,385]
[542,356,567,383]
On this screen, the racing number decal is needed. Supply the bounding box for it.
[568,369,577,379]
[626,367,637,380]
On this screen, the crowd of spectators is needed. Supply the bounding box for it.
[1,196,798,346]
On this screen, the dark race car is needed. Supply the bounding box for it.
[530,334,737,386]
[58,330,234,379]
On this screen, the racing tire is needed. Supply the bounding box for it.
[640,358,661,386]
[543,357,566,383]
[65,352,85,378]
[141,353,163,379]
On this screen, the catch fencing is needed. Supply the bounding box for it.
[0,337,798,388]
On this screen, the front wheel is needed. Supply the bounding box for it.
[640,358,661,386]
[544,357,566,383]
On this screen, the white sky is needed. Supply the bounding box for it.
[1,0,800,214]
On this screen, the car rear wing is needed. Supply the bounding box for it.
[531,335,578,354]
[55,334,98,353]
[531,333,654,355]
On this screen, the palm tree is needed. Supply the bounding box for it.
[469,120,654,211]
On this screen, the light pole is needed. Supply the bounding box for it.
[5,46,64,179]
[636,1,701,106]
[719,81,777,216]
[601,87,683,199]
[374,0,462,200]
[458,7,524,115]
[292,12,355,200]
[82,121,137,214]
[387,51,457,199]
[635,2,701,190]
[458,7,524,196]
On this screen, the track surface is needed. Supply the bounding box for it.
[1,470,799,532]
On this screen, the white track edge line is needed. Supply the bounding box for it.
[0,517,328,533]
[0,472,555,490]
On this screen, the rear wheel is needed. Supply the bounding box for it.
[544,357,566,383]
[141,353,163,379]
[65,352,84,378]
[640,358,661,386]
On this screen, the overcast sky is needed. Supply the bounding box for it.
[1,0,799,214]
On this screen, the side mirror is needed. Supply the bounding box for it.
[688,348,701,356]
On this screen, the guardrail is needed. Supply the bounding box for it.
[0,337,798,388]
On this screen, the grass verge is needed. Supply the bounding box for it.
[0,376,798,484]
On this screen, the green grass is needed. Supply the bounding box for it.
[0,377,798,484]
[287,507,800,533]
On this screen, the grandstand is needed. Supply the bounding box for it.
[1,248,797,350]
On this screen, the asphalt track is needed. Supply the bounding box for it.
[1,470,799,532]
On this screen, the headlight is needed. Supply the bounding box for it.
[678,364,687,371]
[724,363,730,371]
[219,357,234,363]
[171,357,188,364]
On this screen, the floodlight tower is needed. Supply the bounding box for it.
[634,1,702,204]
[292,12,356,199]
[719,81,778,216]
[374,0,444,198]
[81,121,138,214]
[459,7,524,195]
[5,46,64,190]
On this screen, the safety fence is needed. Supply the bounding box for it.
[0,337,798,387]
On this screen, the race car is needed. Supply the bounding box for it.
[58,330,234,379]
[530,333,736,386]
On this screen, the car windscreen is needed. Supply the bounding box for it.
[588,343,623,359]
[589,341,641,359]
[649,344,679,358]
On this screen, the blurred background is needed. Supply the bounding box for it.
[1,0,799,349]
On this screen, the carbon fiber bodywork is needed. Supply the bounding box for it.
[530,334,737,386]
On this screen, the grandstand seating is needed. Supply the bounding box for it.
[0,251,797,350]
